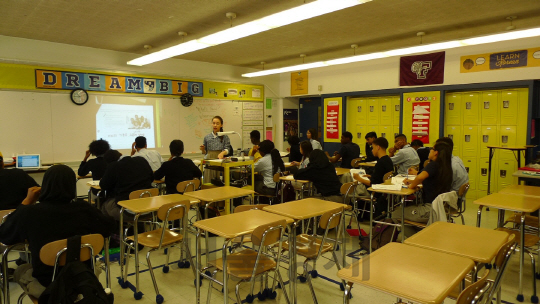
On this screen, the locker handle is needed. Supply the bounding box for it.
[503,100,509,108]
[358,106,362,112]
[483,101,490,109]
[483,135,489,143]
[382,105,386,112]
[370,106,374,112]
[449,103,454,110]
[481,168,487,176]
[500,170,507,178]
[502,135,508,143]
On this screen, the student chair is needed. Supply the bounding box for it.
[341,181,366,231]
[129,188,159,199]
[229,205,269,253]
[281,207,345,304]
[254,172,282,205]
[206,220,289,304]
[125,201,194,304]
[447,183,470,225]
[176,179,201,194]
[17,234,105,304]
[350,157,366,168]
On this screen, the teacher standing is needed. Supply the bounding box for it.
[200,116,230,183]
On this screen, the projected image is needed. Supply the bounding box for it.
[96,104,155,149]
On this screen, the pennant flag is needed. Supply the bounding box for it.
[400,51,445,86]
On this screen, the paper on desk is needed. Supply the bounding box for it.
[284,162,292,166]
[280,151,289,157]
[87,180,100,186]
[284,175,295,180]
[349,168,366,178]
[371,183,402,191]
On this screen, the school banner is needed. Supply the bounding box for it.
[324,97,342,143]
[402,92,441,145]
[291,71,308,95]
[460,47,540,73]
[400,51,445,86]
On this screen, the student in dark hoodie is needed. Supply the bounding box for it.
[293,149,342,202]
[0,165,115,298]
[78,139,110,180]
[154,140,202,194]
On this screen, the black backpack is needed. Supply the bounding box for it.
[281,183,296,203]
[39,236,112,304]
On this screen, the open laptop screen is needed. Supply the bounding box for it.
[16,154,41,169]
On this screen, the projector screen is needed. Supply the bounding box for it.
[96,103,156,149]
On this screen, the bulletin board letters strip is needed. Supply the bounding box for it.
[35,69,203,96]
[460,47,540,73]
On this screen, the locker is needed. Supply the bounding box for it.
[445,94,462,125]
[462,126,479,158]
[355,99,368,125]
[393,125,400,139]
[462,92,480,125]
[478,158,497,192]
[500,90,519,126]
[346,98,358,131]
[462,158,477,191]
[497,159,517,191]
[380,98,392,123]
[392,98,401,126]
[355,125,369,141]
[480,91,499,125]
[479,126,498,159]
[466,190,477,202]
[445,125,462,157]
[367,99,379,126]
[379,125,392,140]
[499,125,517,160]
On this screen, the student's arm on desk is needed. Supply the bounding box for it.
[293,167,311,181]
[353,173,371,186]
[326,151,341,163]
[404,171,428,189]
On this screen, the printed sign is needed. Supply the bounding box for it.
[411,102,430,144]
[291,71,308,95]
[460,47,540,73]
[283,109,299,141]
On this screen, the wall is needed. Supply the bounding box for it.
[279,36,540,96]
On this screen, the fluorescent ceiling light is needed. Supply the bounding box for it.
[242,27,540,77]
[127,0,371,66]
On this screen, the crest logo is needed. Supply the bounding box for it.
[411,61,432,79]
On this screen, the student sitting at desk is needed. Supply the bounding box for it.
[254,140,285,196]
[78,139,110,180]
[0,165,115,298]
[326,131,360,169]
[410,139,430,171]
[154,140,202,194]
[393,141,453,238]
[100,150,154,221]
[248,130,263,163]
[353,137,394,188]
[307,128,323,150]
[289,140,313,174]
[287,135,302,163]
[131,136,164,171]
[389,134,420,175]
[293,149,342,202]
[0,151,39,210]
[364,132,378,162]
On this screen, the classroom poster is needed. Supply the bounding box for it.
[460,46,540,73]
[291,71,308,95]
[283,109,298,141]
[323,97,342,142]
[402,92,441,145]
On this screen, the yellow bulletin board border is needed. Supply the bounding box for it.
[0,62,264,101]
[460,46,540,73]
[402,91,441,146]
[291,70,308,96]
[323,97,342,143]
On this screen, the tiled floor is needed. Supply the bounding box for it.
[7,202,539,304]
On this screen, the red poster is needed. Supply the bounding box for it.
[412,102,430,144]
[326,101,339,139]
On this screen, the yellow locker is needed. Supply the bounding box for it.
[500,90,519,126]
[480,91,499,125]
[478,158,497,192]
[393,125,400,139]
[355,99,368,126]
[355,125,368,142]
[366,126,379,139]
[392,98,401,126]
[466,190,477,202]
[380,98,392,123]
[367,99,379,126]
[462,92,480,125]
[379,125,392,139]
[445,93,462,125]
[462,158,477,191]
[346,98,358,132]
[462,126,479,158]
[445,125,462,157]
[499,126,518,160]
[497,159,517,191]
[479,126,498,159]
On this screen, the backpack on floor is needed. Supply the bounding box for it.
[281,183,296,203]
[39,235,112,304]
[360,218,397,252]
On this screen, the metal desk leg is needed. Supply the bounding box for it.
[105,237,111,289]
[119,208,126,285]
[400,195,405,243]
[343,282,352,304]
[369,192,374,254]
[222,240,230,304]
[195,228,201,304]
[288,221,299,304]
[537,215,540,277]
[133,213,141,297]
[518,214,525,301]
[487,147,494,196]
[224,167,231,215]
[476,206,484,228]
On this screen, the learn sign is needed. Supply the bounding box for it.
[460,47,540,73]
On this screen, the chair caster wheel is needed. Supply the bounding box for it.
[485,263,492,269]
[346,225,351,229]
[276,283,282,289]
[340,283,345,291]
[156,294,164,304]
[298,275,307,283]
[246,294,255,303]
[184,261,190,268]
[118,278,129,289]
[164,248,168,254]
[536,272,540,280]
[205,270,212,276]
[194,278,203,287]
[268,291,277,299]
[517,294,524,302]
[311,270,318,278]
[178,261,185,268]
[532,295,539,304]
[162,266,169,273]
[134,291,143,300]
[257,291,266,301]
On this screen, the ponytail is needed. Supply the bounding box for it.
[270,149,285,174]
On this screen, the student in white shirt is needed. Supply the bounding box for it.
[307,128,323,150]
[253,140,285,196]
[131,136,164,171]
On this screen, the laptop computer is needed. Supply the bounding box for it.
[16,154,41,170]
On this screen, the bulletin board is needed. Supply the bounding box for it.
[323,97,342,143]
[402,91,441,145]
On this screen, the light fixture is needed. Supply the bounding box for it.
[506,16,517,31]
[127,0,372,66]
[242,26,540,77]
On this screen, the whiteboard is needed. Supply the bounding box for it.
[0,90,262,163]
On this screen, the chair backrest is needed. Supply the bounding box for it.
[273,172,283,183]
[340,182,357,196]
[39,234,104,267]
[251,220,286,247]
[129,188,159,200]
[457,182,470,211]
[455,270,491,304]
[157,201,189,222]
[458,182,470,197]
[486,233,516,301]
[0,209,15,225]
[383,171,393,182]
[319,207,344,230]
[350,157,365,168]
[176,179,201,193]
[234,204,269,213]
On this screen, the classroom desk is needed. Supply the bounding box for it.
[335,167,351,176]
[117,194,200,298]
[475,193,540,300]
[193,210,294,304]
[486,146,528,195]
[201,158,254,188]
[404,221,509,264]
[337,243,475,304]
[499,185,540,197]
[263,199,348,304]
[367,187,418,253]
[513,170,540,184]
[356,161,376,168]
[183,186,255,215]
